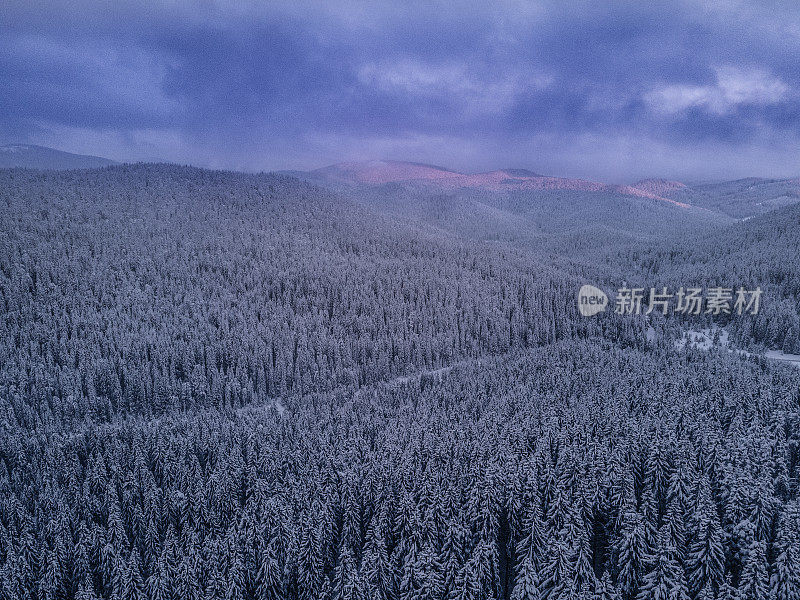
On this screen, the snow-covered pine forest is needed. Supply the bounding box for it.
[1,165,799,600]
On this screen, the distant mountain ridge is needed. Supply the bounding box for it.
[302,160,692,208]
[288,160,800,220]
[0,144,116,170]
[631,176,800,219]
[4,149,797,220]
[277,160,733,254]
[631,178,688,196]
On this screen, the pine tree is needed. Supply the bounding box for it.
[225,540,246,600]
[771,502,800,600]
[517,497,546,576]
[145,550,170,600]
[687,478,724,597]
[256,539,282,600]
[204,548,226,600]
[298,523,324,600]
[738,539,768,600]
[615,508,651,600]
[120,551,145,600]
[663,499,685,563]
[573,510,597,595]
[332,545,360,600]
[539,535,576,600]
[594,571,622,600]
[472,539,500,600]
[179,550,203,600]
[363,520,395,600]
[636,527,680,600]
[511,552,539,600]
[717,574,737,600]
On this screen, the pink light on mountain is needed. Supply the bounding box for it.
[313,161,693,207]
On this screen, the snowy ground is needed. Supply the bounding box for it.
[674,326,800,369]
[764,350,800,369]
[674,327,729,351]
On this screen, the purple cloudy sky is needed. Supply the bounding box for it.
[2,0,800,181]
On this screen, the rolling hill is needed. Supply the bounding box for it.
[632,176,800,219]
[305,160,692,206]
[0,144,116,170]
[287,160,729,252]
[614,201,800,351]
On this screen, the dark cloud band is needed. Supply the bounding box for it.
[2,0,799,180]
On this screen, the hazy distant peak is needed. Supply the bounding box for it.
[631,178,688,197]
[0,144,116,170]
[500,168,542,177]
[0,144,36,153]
[306,160,693,209]
[313,160,461,184]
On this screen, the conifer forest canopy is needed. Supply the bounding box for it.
[0,164,799,600]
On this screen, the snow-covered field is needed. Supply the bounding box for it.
[675,326,800,369]
[674,326,729,350]
[764,349,800,368]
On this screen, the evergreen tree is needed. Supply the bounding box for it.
[615,508,651,600]
[738,539,768,600]
[687,478,724,597]
[637,527,680,600]
[771,503,800,600]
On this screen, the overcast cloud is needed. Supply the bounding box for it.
[2,0,800,181]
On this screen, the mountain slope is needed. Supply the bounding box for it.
[295,162,800,221]
[0,163,624,423]
[307,160,691,206]
[288,161,729,253]
[615,201,800,350]
[0,144,116,170]
[632,177,800,219]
